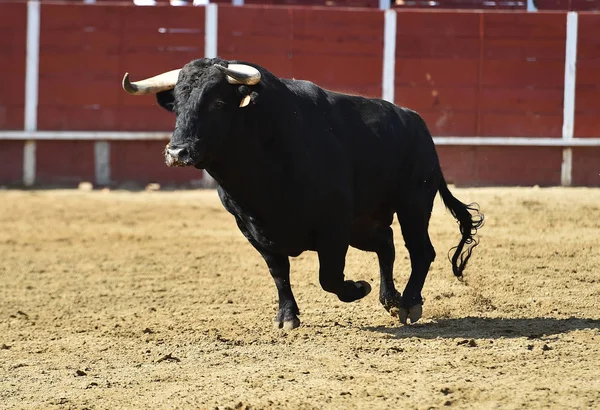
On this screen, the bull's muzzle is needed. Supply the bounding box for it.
[164,145,191,167]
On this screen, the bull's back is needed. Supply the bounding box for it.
[283,80,440,215]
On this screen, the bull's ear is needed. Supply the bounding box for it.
[156,90,175,112]
[237,85,259,108]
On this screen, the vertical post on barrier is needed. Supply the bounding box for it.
[95,141,110,186]
[561,12,578,187]
[382,9,396,103]
[24,0,40,187]
[205,4,218,59]
[202,3,218,187]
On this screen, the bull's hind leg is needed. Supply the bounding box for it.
[350,226,403,315]
[396,192,436,324]
[317,228,372,303]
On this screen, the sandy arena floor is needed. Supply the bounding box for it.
[1,186,599,409]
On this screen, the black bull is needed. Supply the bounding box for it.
[122,58,484,329]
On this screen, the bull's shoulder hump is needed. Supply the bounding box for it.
[283,79,327,100]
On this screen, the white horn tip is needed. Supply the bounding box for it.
[122,72,137,95]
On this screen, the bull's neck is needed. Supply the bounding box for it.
[205,137,287,214]
[206,81,304,211]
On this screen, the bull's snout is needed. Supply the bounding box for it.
[164,145,191,167]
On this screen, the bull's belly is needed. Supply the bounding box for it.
[239,216,313,257]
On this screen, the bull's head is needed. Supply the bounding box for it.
[122,59,261,169]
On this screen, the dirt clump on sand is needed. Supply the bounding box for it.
[1,187,599,409]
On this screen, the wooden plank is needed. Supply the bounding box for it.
[574,59,600,86]
[38,78,121,106]
[218,6,292,76]
[480,113,563,137]
[291,55,381,90]
[395,86,478,111]
[572,147,600,186]
[0,105,25,130]
[117,107,175,131]
[220,7,383,57]
[574,114,600,138]
[38,106,120,131]
[396,36,481,59]
[0,27,26,48]
[39,27,121,50]
[574,88,600,113]
[436,145,476,186]
[395,58,479,87]
[395,11,480,38]
[38,52,121,77]
[480,88,563,114]
[40,3,125,30]
[292,35,382,57]
[576,15,600,66]
[291,7,383,57]
[574,57,600,137]
[121,5,205,30]
[0,141,24,185]
[484,38,566,60]
[0,75,26,105]
[418,110,477,136]
[481,59,564,88]
[484,13,566,39]
[37,105,175,132]
[35,141,96,185]
[577,14,600,51]
[473,146,562,186]
[0,3,27,29]
[218,5,292,54]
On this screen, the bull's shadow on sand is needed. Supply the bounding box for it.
[362,317,600,340]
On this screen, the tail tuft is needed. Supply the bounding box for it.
[439,181,485,279]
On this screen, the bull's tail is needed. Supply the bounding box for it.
[438,175,484,279]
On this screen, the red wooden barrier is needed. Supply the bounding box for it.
[218,5,384,97]
[38,3,205,131]
[0,2,599,187]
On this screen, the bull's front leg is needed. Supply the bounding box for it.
[232,214,300,330]
[317,228,372,303]
[260,252,301,330]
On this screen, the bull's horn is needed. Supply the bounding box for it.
[215,64,261,85]
[122,69,182,95]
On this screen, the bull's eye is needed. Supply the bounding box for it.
[212,100,226,109]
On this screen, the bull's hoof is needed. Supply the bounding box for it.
[273,316,301,330]
[395,304,423,325]
[273,305,301,330]
[380,291,403,313]
[356,280,372,298]
[337,280,371,302]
